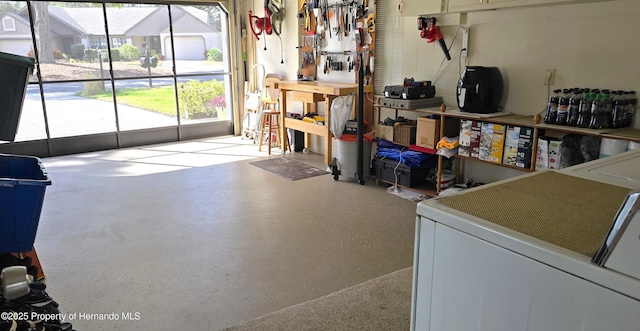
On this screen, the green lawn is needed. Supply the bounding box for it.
[84,86,180,117]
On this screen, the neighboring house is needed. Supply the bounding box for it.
[0,12,33,56]
[0,5,221,60]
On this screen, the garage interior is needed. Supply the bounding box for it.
[1,0,640,330]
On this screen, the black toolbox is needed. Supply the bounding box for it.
[372,157,430,188]
[383,85,436,99]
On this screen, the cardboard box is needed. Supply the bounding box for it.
[535,137,550,170]
[375,124,394,141]
[491,124,506,163]
[469,121,482,158]
[479,122,493,161]
[458,120,472,157]
[515,127,533,169]
[548,138,562,169]
[502,125,520,166]
[490,124,506,164]
[416,117,458,150]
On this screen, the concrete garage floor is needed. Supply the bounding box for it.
[34,135,418,330]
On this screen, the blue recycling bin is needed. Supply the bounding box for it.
[0,154,51,252]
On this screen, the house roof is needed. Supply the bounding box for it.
[48,6,160,35]
[2,12,31,27]
[17,5,217,37]
[182,6,211,24]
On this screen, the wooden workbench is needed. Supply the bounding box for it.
[275,80,373,166]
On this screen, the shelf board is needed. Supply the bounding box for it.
[537,123,608,135]
[377,104,640,142]
[600,128,640,143]
[285,118,327,137]
[538,124,640,142]
[409,144,437,155]
[456,154,534,172]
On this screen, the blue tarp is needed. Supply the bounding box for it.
[375,138,437,168]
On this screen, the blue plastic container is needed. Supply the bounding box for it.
[0,154,51,252]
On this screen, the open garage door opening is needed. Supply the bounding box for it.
[0,1,234,157]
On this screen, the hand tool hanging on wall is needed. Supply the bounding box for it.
[418,17,451,61]
[302,51,315,68]
[354,27,364,47]
[366,12,375,33]
[313,5,321,31]
[305,0,312,31]
[248,0,273,50]
[324,0,331,38]
[345,3,350,34]
[343,3,349,37]
[364,50,372,84]
[269,0,285,63]
[305,0,316,33]
[329,6,338,39]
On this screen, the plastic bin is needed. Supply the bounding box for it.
[335,133,374,180]
[0,154,51,252]
[0,51,35,142]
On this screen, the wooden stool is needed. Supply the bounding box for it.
[258,77,290,154]
[258,111,289,154]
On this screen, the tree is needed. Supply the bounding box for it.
[192,4,222,32]
[0,1,21,18]
[32,2,54,63]
[208,6,222,32]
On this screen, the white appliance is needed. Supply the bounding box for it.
[411,149,640,331]
[559,148,640,189]
[560,149,640,281]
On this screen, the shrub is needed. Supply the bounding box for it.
[206,47,223,62]
[179,80,226,119]
[118,44,140,61]
[109,49,120,62]
[70,44,85,60]
[206,95,227,119]
[81,80,105,96]
[85,49,99,62]
[27,49,64,60]
[52,49,64,60]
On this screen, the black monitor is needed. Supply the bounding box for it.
[0,51,35,142]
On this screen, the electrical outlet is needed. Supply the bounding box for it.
[544,69,556,85]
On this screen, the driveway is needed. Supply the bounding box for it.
[19,92,178,141]
[14,60,227,141]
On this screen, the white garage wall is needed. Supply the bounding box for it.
[396,0,640,183]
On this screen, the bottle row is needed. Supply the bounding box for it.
[544,88,637,129]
